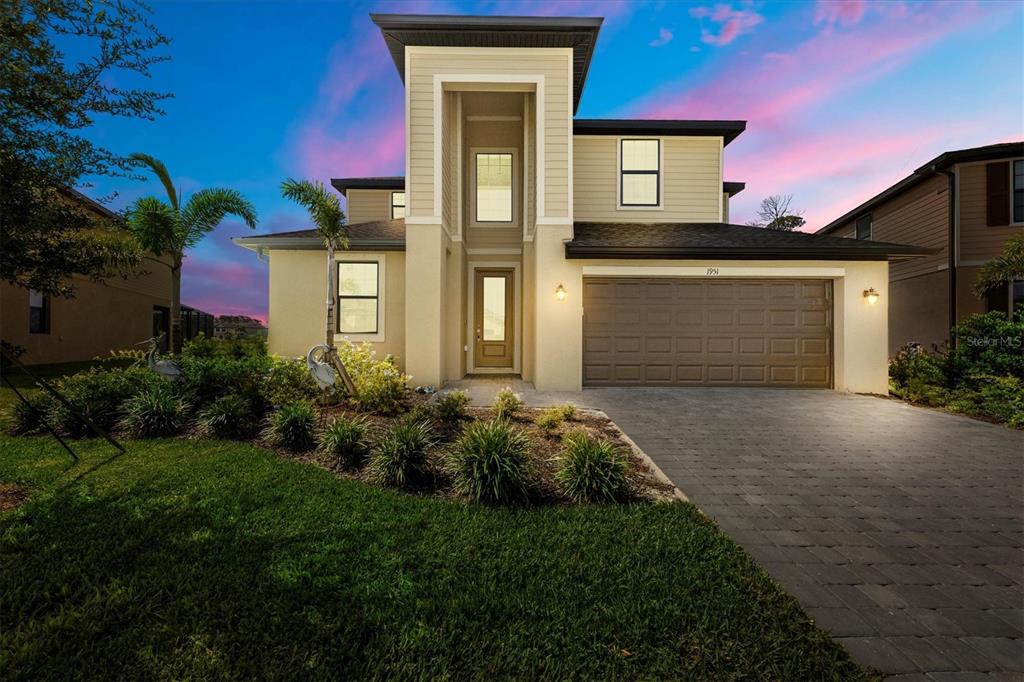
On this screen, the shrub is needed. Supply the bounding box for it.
[492,387,523,420]
[367,416,435,487]
[51,366,162,437]
[263,401,318,451]
[889,343,947,389]
[336,342,410,414]
[949,311,1024,381]
[535,403,577,431]
[5,393,54,436]
[318,415,371,468]
[556,431,630,503]
[435,390,470,423]
[947,375,1024,428]
[181,333,267,360]
[448,419,532,504]
[119,384,188,438]
[194,394,256,440]
[178,355,270,407]
[261,357,318,407]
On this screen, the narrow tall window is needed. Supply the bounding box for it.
[620,139,660,206]
[855,214,872,240]
[475,153,513,222]
[1013,160,1023,224]
[338,261,379,334]
[29,289,49,334]
[391,191,405,219]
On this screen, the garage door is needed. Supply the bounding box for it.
[582,278,832,387]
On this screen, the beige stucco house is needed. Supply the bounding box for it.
[236,13,931,393]
[817,142,1023,355]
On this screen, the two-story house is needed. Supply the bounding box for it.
[817,142,1023,355]
[236,13,930,392]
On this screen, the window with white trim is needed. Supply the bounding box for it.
[337,261,379,334]
[620,139,660,207]
[391,192,405,220]
[475,152,513,222]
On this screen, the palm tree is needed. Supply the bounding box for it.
[280,178,356,394]
[973,231,1024,302]
[127,153,258,353]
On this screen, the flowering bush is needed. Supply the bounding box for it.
[335,342,410,414]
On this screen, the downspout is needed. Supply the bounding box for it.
[938,168,957,341]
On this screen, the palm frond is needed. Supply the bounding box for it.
[130,153,179,211]
[281,178,348,249]
[973,231,1024,298]
[126,196,179,256]
[180,188,258,250]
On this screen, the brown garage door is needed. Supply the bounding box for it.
[583,278,832,387]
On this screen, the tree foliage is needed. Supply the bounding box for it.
[747,194,806,231]
[127,154,257,352]
[280,179,348,250]
[973,231,1024,299]
[0,0,171,296]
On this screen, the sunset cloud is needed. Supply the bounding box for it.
[690,3,765,46]
[650,27,674,47]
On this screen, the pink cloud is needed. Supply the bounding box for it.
[690,3,765,46]
[650,27,674,47]
[181,256,267,322]
[814,0,867,27]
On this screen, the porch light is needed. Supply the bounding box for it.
[555,284,567,301]
[863,288,880,305]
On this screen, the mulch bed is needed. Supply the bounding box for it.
[0,483,29,511]
[278,395,677,505]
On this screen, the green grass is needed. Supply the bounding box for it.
[0,435,870,680]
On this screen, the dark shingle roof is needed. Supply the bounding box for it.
[330,177,405,196]
[567,222,937,260]
[574,119,746,146]
[234,218,406,252]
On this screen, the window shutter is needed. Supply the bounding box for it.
[986,161,1010,226]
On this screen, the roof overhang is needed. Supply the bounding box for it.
[723,181,745,196]
[370,13,603,113]
[817,141,1024,234]
[566,245,905,261]
[233,236,404,254]
[574,119,747,146]
[330,177,405,196]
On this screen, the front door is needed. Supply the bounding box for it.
[474,269,514,368]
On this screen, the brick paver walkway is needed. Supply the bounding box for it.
[586,388,1023,679]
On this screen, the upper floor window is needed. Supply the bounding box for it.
[338,261,379,335]
[620,139,660,207]
[855,214,872,240]
[1013,160,1023,224]
[475,152,513,222]
[29,289,49,334]
[391,192,405,220]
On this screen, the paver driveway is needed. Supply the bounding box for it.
[588,388,1024,679]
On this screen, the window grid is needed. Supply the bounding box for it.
[620,139,660,207]
[391,192,405,220]
[337,261,379,335]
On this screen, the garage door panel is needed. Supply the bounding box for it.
[583,278,832,388]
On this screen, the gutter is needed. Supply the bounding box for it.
[938,168,957,339]
[564,246,937,261]
[233,237,406,252]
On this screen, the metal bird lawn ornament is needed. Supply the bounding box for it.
[137,334,182,381]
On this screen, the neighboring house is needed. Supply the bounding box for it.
[236,13,930,392]
[817,142,1024,355]
[1,189,214,364]
[214,315,268,339]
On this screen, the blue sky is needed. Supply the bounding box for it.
[76,0,1024,320]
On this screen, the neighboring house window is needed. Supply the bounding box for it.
[986,160,1011,226]
[28,289,49,334]
[1013,160,1023,224]
[391,191,405,220]
[475,153,513,222]
[620,139,660,207]
[1015,280,1024,314]
[337,261,379,334]
[855,214,872,240]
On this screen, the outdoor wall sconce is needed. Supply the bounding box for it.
[555,284,567,301]
[863,288,880,305]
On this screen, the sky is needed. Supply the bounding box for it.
[76,0,1024,322]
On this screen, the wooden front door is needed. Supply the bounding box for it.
[474,269,515,368]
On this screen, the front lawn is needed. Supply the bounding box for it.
[0,435,870,680]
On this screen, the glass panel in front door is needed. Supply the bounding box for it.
[482,276,506,341]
